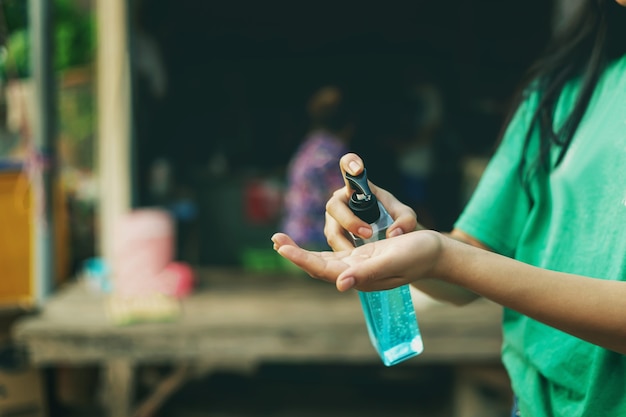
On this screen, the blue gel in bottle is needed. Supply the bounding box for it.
[346,169,424,366]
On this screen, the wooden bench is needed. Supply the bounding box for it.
[12,267,508,417]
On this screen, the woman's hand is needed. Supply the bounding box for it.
[272,230,443,292]
[324,153,420,252]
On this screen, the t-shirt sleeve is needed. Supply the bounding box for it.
[454,94,538,257]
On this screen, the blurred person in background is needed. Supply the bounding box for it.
[390,79,462,231]
[280,85,356,250]
[273,1,626,416]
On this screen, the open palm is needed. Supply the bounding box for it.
[271,231,442,292]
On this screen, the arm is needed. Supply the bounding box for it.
[271,230,626,354]
[436,235,626,355]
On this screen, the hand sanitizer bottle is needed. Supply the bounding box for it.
[345,169,424,366]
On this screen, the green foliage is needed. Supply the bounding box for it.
[2,28,29,78]
[0,0,96,79]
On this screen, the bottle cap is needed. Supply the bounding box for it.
[345,169,381,224]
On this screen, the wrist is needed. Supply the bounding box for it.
[412,231,482,305]
[431,233,459,284]
[411,229,447,279]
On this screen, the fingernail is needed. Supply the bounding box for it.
[357,227,372,238]
[348,161,361,175]
[388,228,403,238]
[338,276,355,291]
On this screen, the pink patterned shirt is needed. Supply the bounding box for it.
[281,131,348,249]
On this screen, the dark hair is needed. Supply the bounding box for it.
[307,85,353,133]
[505,0,626,181]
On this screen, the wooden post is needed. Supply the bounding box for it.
[29,0,56,304]
[103,359,135,417]
[96,0,133,262]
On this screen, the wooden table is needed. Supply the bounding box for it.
[12,267,507,417]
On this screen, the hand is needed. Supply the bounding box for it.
[325,153,421,251]
[272,230,443,292]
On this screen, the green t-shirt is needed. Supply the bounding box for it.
[455,54,626,417]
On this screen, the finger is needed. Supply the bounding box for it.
[339,153,365,194]
[339,153,384,201]
[275,244,349,284]
[339,266,410,291]
[271,232,297,251]
[336,250,408,292]
[374,187,420,236]
[326,188,373,242]
[324,210,356,251]
[272,233,346,281]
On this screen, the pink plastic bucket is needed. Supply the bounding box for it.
[111,209,175,297]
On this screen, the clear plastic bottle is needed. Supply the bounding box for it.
[346,169,424,366]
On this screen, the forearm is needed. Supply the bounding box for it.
[411,279,479,306]
[434,235,626,354]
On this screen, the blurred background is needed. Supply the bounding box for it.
[0,0,575,416]
[130,0,555,266]
[0,0,557,273]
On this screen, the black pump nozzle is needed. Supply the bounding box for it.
[345,169,381,224]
